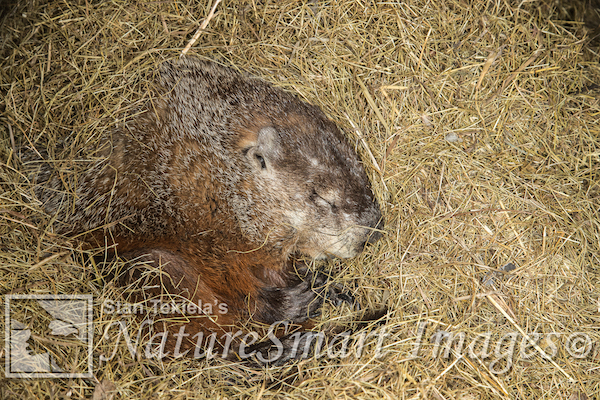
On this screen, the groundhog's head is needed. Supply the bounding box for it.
[232,110,383,260]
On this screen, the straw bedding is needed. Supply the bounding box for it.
[1,0,599,398]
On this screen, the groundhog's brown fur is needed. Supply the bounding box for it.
[26,57,383,359]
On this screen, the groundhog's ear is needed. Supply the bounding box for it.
[237,125,280,154]
[255,126,279,153]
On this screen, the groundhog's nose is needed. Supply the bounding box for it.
[366,218,384,244]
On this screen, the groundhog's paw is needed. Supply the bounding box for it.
[326,282,355,308]
[299,268,356,308]
[288,268,356,319]
[278,277,326,322]
[257,268,355,324]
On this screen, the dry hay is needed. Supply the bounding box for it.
[1,0,600,399]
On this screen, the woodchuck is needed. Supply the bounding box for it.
[25,57,383,360]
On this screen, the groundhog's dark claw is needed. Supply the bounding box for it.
[331,289,355,307]
[307,308,322,319]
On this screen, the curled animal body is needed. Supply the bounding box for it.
[26,57,383,361]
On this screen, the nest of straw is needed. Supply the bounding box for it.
[1,0,600,398]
